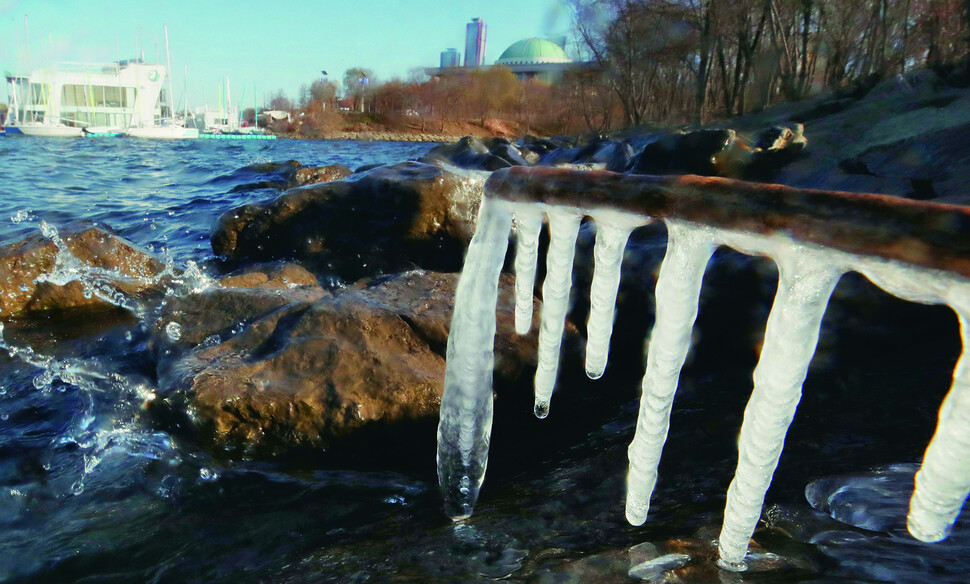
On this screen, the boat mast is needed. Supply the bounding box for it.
[164,25,175,126]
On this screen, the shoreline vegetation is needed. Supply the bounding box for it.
[255,0,970,145]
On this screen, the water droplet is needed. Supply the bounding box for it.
[534,401,549,419]
[0,413,8,421]
[11,209,29,224]
[384,495,406,504]
[165,321,182,341]
[18,284,29,292]
[199,467,218,481]
[124,331,133,341]
[82,287,93,299]
[71,480,84,495]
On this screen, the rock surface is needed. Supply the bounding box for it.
[290,164,353,187]
[151,271,552,456]
[211,161,485,282]
[0,224,165,318]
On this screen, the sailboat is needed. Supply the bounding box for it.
[126,27,198,139]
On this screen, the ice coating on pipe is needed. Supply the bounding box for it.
[625,221,716,525]
[436,198,513,520]
[585,214,638,379]
[513,206,545,335]
[533,207,582,419]
[437,166,970,569]
[908,300,970,542]
[717,244,843,570]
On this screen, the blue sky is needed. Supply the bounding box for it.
[1,0,571,108]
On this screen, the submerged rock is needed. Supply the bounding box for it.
[0,224,165,318]
[151,271,548,457]
[211,161,485,281]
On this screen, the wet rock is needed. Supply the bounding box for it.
[626,129,751,177]
[537,146,585,166]
[218,261,320,290]
[490,142,531,167]
[211,162,485,281]
[517,147,542,165]
[516,134,566,155]
[354,163,385,173]
[290,164,353,187]
[419,136,513,171]
[573,139,635,172]
[744,124,808,181]
[219,160,302,192]
[151,271,548,457]
[0,224,164,318]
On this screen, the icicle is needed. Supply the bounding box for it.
[533,207,583,418]
[908,299,970,542]
[717,245,843,570]
[436,197,513,520]
[513,206,545,335]
[585,214,638,379]
[625,221,716,525]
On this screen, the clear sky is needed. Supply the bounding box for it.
[1,0,572,108]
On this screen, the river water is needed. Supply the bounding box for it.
[0,136,968,583]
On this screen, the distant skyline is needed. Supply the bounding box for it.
[0,0,572,109]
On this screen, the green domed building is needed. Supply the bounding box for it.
[426,37,580,84]
[495,38,572,83]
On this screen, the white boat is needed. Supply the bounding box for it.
[126,125,199,139]
[124,27,197,140]
[17,124,84,137]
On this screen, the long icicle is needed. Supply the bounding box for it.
[436,198,513,520]
[625,220,716,525]
[717,245,843,570]
[533,207,583,418]
[513,205,545,335]
[585,217,637,379]
[908,299,970,542]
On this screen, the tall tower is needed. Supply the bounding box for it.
[440,48,461,68]
[464,18,487,67]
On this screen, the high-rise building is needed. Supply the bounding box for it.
[440,48,461,68]
[464,18,487,67]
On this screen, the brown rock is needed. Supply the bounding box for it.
[152,271,551,456]
[211,161,484,281]
[218,261,320,289]
[291,164,353,187]
[0,224,164,318]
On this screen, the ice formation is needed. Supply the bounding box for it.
[436,167,970,570]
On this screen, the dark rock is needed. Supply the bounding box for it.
[516,135,563,156]
[419,136,513,170]
[213,160,302,192]
[0,223,165,318]
[538,146,585,166]
[151,271,550,457]
[211,162,483,281]
[744,124,808,181]
[626,129,751,177]
[572,139,635,172]
[354,163,385,173]
[490,142,530,166]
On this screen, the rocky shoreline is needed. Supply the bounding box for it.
[3,68,968,457]
[2,67,969,580]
